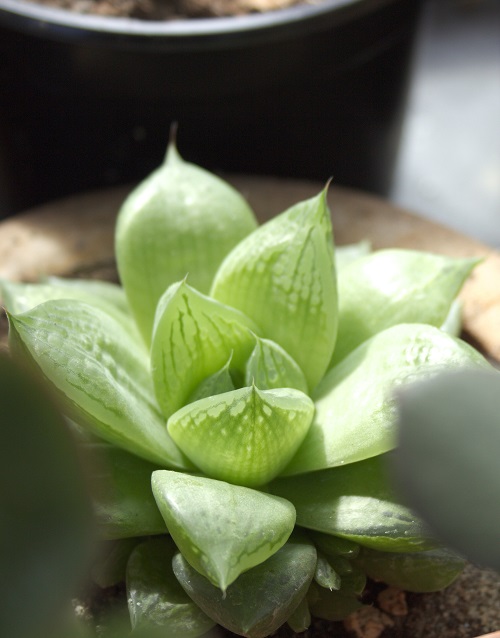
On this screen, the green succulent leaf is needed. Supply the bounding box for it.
[188,354,236,402]
[167,385,315,487]
[211,188,338,390]
[82,442,167,539]
[394,369,500,571]
[127,536,215,637]
[309,531,360,559]
[151,280,259,418]
[336,565,367,596]
[354,547,466,592]
[151,470,296,591]
[329,249,478,366]
[284,323,489,475]
[1,277,140,341]
[286,595,311,633]
[8,299,190,469]
[307,582,364,621]
[270,454,436,552]
[314,552,342,590]
[91,538,141,588]
[245,337,308,393]
[172,536,317,638]
[116,144,257,345]
[440,299,463,336]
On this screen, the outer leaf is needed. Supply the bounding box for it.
[329,249,478,366]
[245,336,308,393]
[335,240,371,271]
[286,596,311,633]
[83,442,167,539]
[151,281,259,418]
[172,537,317,638]
[1,277,140,341]
[309,531,360,559]
[393,369,500,570]
[126,537,215,638]
[116,144,257,345]
[314,553,342,590]
[354,546,466,592]
[0,354,92,638]
[91,538,141,588]
[8,299,190,469]
[167,385,315,487]
[211,188,338,390]
[283,323,489,475]
[151,470,296,591]
[270,455,437,552]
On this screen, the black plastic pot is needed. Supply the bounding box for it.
[0,0,422,216]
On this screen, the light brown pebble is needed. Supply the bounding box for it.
[344,605,394,638]
[377,586,409,616]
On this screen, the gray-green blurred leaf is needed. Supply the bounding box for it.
[0,354,92,638]
[309,531,360,559]
[8,299,190,469]
[127,537,215,637]
[286,595,311,633]
[314,553,341,590]
[188,355,235,402]
[394,368,500,571]
[307,582,363,621]
[335,240,371,271]
[92,538,142,588]
[172,537,317,638]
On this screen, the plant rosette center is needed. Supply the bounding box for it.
[1,143,493,638]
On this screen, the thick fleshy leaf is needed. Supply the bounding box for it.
[270,455,436,552]
[307,582,364,621]
[151,471,296,591]
[0,354,92,638]
[83,442,166,539]
[151,281,259,418]
[8,299,190,469]
[91,538,141,588]
[167,386,315,487]
[314,553,341,590]
[126,537,216,637]
[286,596,311,633]
[188,354,235,402]
[329,249,478,366]
[440,299,463,336]
[354,547,466,592]
[283,323,489,475]
[1,277,140,341]
[172,537,317,638]
[211,189,338,390]
[393,369,500,570]
[309,531,360,559]
[116,144,257,345]
[245,337,308,393]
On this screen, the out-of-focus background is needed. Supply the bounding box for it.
[391,0,500,247]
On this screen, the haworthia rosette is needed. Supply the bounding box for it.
[167,385,315,487]
[115,144,257,345]
[152,471,296,591]
[151,280,259,418]
[211,188,338,391]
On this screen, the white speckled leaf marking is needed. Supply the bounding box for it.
[167,385,315,487]
[151,471,296,591]
[211,188,338,391]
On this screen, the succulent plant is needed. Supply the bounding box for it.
[0,146,494,637]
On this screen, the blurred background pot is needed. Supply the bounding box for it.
[0,0,422,216]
